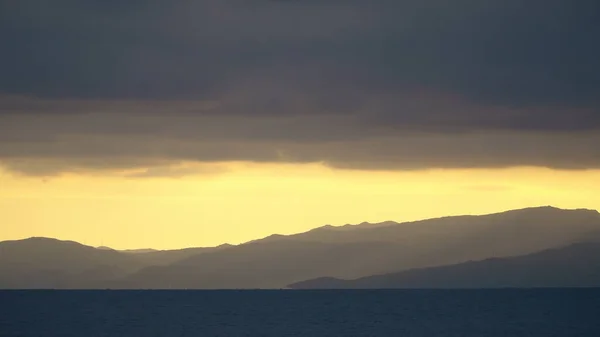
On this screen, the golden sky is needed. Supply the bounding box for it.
[2,2,600,253]
[2,163,599,250]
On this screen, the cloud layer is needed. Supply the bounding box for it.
[1,0,599,175]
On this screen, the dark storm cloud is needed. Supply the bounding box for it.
[1,0,598,106]
[2,108,600,176]
[0,0,599,175]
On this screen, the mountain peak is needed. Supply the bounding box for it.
[498,205,598,215]
[2,237,83,247]
[316,224,335,230]
[26,236,61,242]
[97,246,115,251]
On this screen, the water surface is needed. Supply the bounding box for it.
[1,289,599,337]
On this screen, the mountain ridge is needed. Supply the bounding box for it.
[2,206,600,289]
[288,241,600,289]
[5,206,598,251]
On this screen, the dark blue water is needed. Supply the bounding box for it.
[1,289,599,337]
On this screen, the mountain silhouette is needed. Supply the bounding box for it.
[114,240,404,289]
[289,242,600,289]
[126,244,234,266]
[0,237,142,288]
[117,206,600,289]
[0,238,231,288]
[120,248,157,253]
[2,206,600,289]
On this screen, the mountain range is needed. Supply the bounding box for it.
[289,242,600,289]
[1,206,600,289]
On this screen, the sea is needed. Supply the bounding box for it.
[1,289,599,337]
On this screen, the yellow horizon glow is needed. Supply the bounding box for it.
[1,162,600,250]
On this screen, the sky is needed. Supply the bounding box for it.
[1,0,599,249]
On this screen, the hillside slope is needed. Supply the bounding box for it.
[289,242,600,289]
[122,206,600,288]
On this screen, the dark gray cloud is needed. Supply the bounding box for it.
[0,0,599,175]
[1,107,599,176]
